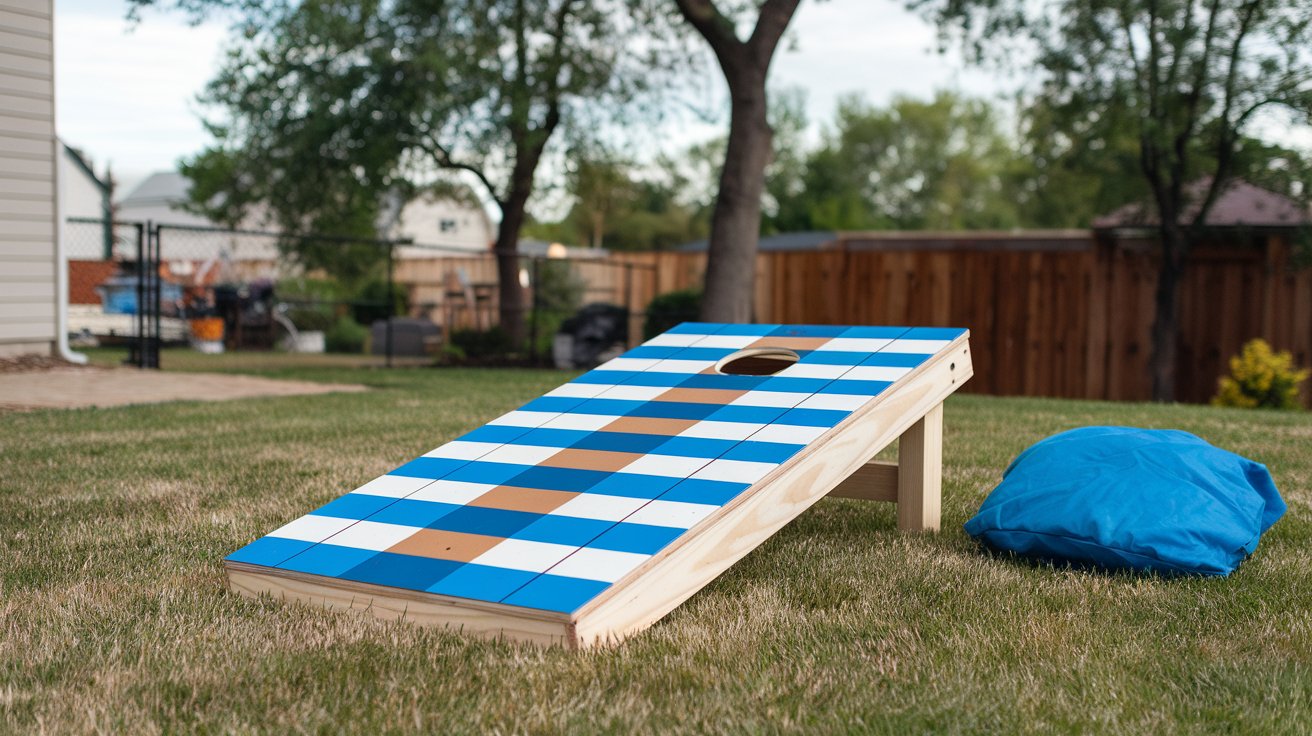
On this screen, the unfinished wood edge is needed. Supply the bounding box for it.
[896,401,944,532]
[827,461,898,502]
[569,338,974,647]
[224,562,576,648]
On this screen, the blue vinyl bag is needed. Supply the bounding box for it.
[964,427,1285,576]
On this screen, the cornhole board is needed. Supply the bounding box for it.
[225,323,973,647]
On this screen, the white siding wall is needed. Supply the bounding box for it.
[0,0,56,356]
[394,194,495,255]
[61,150,111,259]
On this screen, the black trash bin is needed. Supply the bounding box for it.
[370,317,442,357]
[555,303,628,369]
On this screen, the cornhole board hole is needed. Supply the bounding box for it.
[225,323,973,647]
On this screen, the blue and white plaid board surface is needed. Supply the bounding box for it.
[228,323,966,615]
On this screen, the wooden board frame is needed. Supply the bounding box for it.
[224,333,973,648]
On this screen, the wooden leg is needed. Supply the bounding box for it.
[897,402,943,531]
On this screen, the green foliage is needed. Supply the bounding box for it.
[644,289,701,340]
[324,315,368,354]
[277,277,344,332]
[532,260,585,317]
[149,0,693,325]
[765,91,1028,233]
[525,152,710,251]
[756,87,1312,234]
[350,278,408,328]
[283,304,337,333]
[525,259,585,356]
[1212,339,1309,410]
[1005,97,1150,229]
[911,0,1312,228]
[449,326,515,360]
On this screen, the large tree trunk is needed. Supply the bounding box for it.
[673,0,800,324]
[1149,222,1189,402]
[701,77,772,323]
[494,192,529,347]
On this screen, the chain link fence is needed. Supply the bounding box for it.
[63,218,660,369]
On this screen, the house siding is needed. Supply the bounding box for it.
[0,0,56,357]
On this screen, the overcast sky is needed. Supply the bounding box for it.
[54,0,1009,194]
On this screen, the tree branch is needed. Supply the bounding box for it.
[1171,0,1223,189]
[1190,0,1263,230]
[419,135,505,211]
[748,0,802,70]
[672,0,746,74]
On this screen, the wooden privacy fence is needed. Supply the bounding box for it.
[395,230,1312,404]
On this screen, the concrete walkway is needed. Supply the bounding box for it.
[0,367,366,410]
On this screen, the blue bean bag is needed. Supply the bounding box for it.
[964,427,1285,576]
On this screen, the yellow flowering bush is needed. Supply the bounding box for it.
[1212,339,1309,410]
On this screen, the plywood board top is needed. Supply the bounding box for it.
[227,323,967,620]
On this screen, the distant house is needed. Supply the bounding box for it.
[59,141,112,259]
[116,171,214,228]
[390,190,495,255]
[116,171,280,262]
[117,171,495,260]
[0,0,58,358]
[1092,178,1311,233]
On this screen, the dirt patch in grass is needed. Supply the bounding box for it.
[0,368,366,410]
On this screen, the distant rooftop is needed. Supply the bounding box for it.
[518,239,609,259]
[1094,178,1311,230]
[676,231,839,253]
[119,171,190,207]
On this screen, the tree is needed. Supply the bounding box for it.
[181,147,389,285]
[1009,96,1151,229]
[566,153,630,249]
[769,92,1025,232]
[525,149,709,250]
[672,0,803,322]
[914,0,1312,401]
[134,0,683,344]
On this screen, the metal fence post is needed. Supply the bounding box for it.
[386,240,394,368]
[148,222,160,369]
[131,222,144,368]
[529,256,541,364]
[623,261,634,346]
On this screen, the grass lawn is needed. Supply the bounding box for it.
[1,357,1309,733]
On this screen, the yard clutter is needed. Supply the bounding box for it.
[552,303,628,369]
[965,427,1285,576]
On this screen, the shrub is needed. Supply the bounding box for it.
[1212,338,1309,410]
[284,304,337,332]
[278,277,343,331]
[351,278,409,326]
[325,315,368,354]
[643,289,701,340]
[527,260,585,359]
[449,326,515,360]
[533,259,585,316]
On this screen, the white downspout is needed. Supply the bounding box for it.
[51,0,87,365]
[54,144,86,365]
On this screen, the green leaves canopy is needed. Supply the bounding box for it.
[143,0,683,284]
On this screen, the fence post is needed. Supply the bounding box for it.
[529,256,541,365]
[131,222,144,368]
[623,262,634,346]
[149,222,160,369]
[386,240,395,368]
